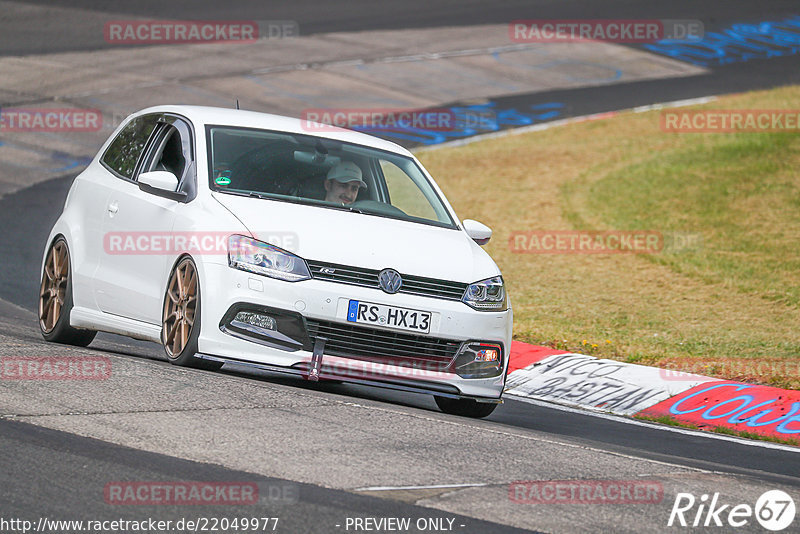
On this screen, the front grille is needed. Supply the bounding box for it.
[305,319,462,371]
[307,260,468,301]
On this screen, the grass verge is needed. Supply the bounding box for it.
[418,86,800,390]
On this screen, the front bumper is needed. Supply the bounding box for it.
[196,263,513,400]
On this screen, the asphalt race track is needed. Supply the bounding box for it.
[3,0,799,56]
[1,2,800,533]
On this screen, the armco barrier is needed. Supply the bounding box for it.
[506,343,799,441]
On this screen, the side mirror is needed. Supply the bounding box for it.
[138,171,187,202]
[463,219,492,246]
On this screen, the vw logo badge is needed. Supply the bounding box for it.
[378,268,403,294]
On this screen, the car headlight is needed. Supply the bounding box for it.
[462,276,507,311]
[228,235,311,282]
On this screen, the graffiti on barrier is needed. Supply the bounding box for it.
[644,15,800,67]
[505,353,664,415]
[353,101,566,145]
[640,382,800,436]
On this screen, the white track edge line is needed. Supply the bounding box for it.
[354,482,489,492]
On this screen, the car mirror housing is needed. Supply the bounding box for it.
[463,219,492,245]
[138,171,187,202]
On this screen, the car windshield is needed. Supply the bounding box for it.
[206,125,456,228]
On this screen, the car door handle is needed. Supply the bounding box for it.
[107,202,119,215]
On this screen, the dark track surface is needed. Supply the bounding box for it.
[3,0,799,56]
[397,52,800,148]
[0,418,537,534]
[458,54,800,133]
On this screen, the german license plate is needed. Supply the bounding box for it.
[347,300,431,334]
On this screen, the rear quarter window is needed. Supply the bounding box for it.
[101,115,158,179]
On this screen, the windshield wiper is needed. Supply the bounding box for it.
[216,189,366,214]
[324,203,365,214]
[218,189,303,204]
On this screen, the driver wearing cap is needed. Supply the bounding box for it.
[324,161,367,205]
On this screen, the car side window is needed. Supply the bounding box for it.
[145,126,187,179]
[101,115,159,179]
[380,160,437,220]
[139,117,197,202]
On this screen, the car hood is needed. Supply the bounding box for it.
[212,193,500,283]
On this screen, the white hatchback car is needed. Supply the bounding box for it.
[39,105,512,417]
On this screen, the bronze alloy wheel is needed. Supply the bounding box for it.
[38,238,96,346]
[39,240,69,333]
[163,258,198,358]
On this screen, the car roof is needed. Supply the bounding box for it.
[134,105,414,157]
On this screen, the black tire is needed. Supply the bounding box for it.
[39,237,97,347]
[434,396,498,418]
[161,256,222,371]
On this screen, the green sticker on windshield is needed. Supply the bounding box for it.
[215,175,231,186]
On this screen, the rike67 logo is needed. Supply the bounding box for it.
[668,490,795,531]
